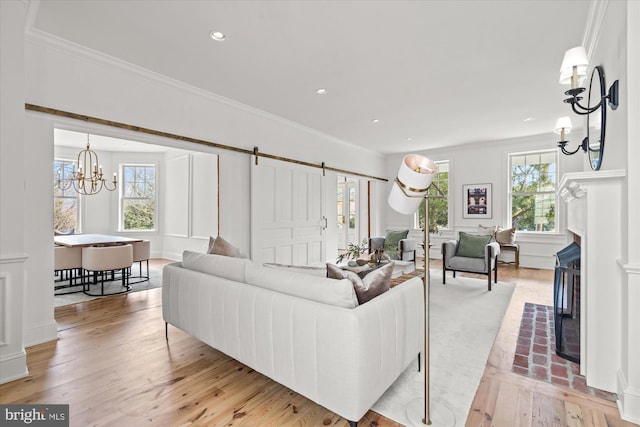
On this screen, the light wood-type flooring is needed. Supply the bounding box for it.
[0,259,635,426]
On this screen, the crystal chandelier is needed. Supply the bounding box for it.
[55,134,117,195]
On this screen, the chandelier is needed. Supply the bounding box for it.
[55,135,118,195]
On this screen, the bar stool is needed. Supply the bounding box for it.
[82,244,133,296]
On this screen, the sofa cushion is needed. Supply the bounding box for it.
[246,264,359,309]
[263,263,327,277]
[327,263,393,304]
[449,255,487,271]
[182,250,251,283]
[456,232,491,258]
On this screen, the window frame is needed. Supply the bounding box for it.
[414,160,450,233]
[508,149,559,233]
[119,163,157,232]
[53,158,81,233]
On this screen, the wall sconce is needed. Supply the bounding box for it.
[558,46,620,170]
[555,116,588,155]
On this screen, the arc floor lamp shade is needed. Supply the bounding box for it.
[388,154,437,214]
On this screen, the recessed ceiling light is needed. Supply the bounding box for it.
[371,119,380,124]
[210,31,226,41]
[407,137,413,141]
[315,88,328,95]
[524,117,535,122]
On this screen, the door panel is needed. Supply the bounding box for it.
[251,157,326,266]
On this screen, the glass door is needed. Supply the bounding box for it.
[337,176,358,250]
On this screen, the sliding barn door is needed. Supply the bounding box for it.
[251,156,326,266]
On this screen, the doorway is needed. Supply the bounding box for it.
[337,175,359,250]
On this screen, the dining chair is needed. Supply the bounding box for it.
[131,240,151,284]
[54,246,83,294]
[82,244,133,296]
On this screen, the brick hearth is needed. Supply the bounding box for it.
[512,302,617,402]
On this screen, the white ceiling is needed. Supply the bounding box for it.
[33,0,591,154]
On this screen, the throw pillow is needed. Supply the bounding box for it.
[384,229,409,260]
[456,231,492,258]
[327,262,393,304]
[211,235,241,258]
[207,236,216,254]
[477,224,497,240]
[495,227,516,244]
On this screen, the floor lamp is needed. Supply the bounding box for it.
[388,154,455,426]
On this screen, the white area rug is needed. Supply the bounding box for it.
[371,270,515,426]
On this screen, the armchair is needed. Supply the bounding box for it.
[369,229,418,265]
[442,232,500,290]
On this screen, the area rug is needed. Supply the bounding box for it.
[511,302,617,402]
[54,267,162,307]
[371,270,515,426]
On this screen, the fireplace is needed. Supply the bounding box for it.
[553,241,580,363]
[558,169,624,393]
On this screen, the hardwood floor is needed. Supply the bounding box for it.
[0,259,634,426]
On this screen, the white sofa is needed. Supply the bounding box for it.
[162,251,424,426]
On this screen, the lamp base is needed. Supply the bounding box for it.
[405,398,455,427]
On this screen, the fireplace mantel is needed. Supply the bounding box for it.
[557,169,625,392]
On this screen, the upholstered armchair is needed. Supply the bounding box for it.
[442,231,501,290]
[369,229,418,265]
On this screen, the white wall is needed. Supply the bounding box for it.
[163,149,219,260]
[588,1,640,423]
[15,22,386,356]
[0,0,29,383]
[385,133,584,269]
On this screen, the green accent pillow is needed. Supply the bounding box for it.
[456,232,492,258]
[384,229,409,260]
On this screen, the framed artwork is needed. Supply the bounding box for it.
[463,183,492,218]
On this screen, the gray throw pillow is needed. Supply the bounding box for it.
[207,236,216,254]
[456,232,492,258]
[211,235,241,258]
[327,262,393,304]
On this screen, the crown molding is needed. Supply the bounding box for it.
[23,28,382,158]
[582,0,610,61]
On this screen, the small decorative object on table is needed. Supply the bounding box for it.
[336,239,369,264]
[369,247,390,267]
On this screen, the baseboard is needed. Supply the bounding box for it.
[617,369,640,424]
[0,349,28,384]
[24,320,58,348]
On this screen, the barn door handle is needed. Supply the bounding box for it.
[321,216,328,230]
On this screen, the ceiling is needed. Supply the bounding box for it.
[33,0,591,154]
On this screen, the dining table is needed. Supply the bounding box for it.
[54,233,143,247]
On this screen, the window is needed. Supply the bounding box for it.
[120,165,156,231]
[416,161,449,232]
[509,150,557,232]
[53,159,79,232]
